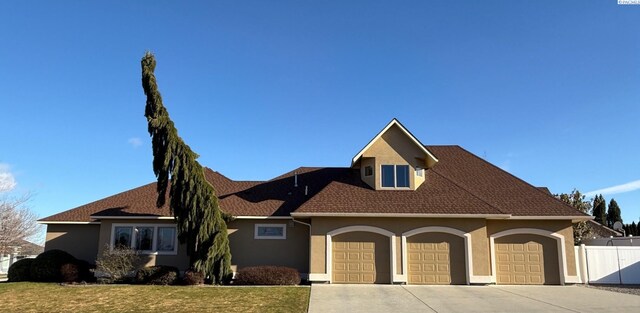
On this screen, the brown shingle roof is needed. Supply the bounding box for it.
[425,146,583,217]
[40,146,586,222]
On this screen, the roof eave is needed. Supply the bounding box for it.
[37,221,101,225]
[291,212,511,218]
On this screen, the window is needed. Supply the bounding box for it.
[114,227,132,248]
[381,165,395,187]
[111,224,177,254]
[135,227,154,251]
[396,165,409,187]
[156,227,176,252]
[364,166,373,177]
[254,224,286,240]
[381,165,410,188]
[416,168,424,177]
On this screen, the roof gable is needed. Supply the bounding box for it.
[351,118,438,168]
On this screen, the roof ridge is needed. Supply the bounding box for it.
[452,146,587,216]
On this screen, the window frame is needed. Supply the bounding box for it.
[110,223,178,255]
[254,223,287,240]
[380,164,411,189]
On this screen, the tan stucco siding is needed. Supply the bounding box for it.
[362,124,427,190]
[487,220,576,276]
[97,219,190,270]
[45,224,100,263]
[227,220,309,274]
[361,157,375,189]
[309,217,488,277]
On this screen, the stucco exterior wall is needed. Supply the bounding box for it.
[45,224,100,263]
[227,219,309,274]
[362,124,427,190]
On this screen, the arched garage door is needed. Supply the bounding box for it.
[332,231,390,284]
[495,234,560,285]
[407,232,466,285]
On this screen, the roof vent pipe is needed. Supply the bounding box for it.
[294,172,298,187]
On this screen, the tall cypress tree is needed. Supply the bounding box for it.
[141,52,232,284]
[592,194,607,225]
[606,198,622,229]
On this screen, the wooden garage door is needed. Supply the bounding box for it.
[495,241,545,285]
[408,241,451,284]
[332,232,390,284]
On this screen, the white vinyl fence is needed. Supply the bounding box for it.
[0,254,16,274]
[575,245,640,284]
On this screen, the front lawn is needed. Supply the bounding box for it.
[0,282,310,313]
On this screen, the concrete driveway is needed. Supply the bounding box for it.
[308,284,640,313]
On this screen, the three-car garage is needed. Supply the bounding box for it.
[326,226,566,285]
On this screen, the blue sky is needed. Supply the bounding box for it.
[1,1,639,240]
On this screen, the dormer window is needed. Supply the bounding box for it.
[381,165,410,188]
[364,166,373,177]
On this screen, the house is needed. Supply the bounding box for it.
[39,119,590,285]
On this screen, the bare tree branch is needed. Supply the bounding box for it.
[0,193,41,254]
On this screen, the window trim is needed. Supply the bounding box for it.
[254,223,287,240]
[110,223,178,255]
[380,164,411,189]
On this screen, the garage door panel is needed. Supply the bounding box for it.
[332,232,390,284]
[407,232,465,285]
[495,234,560,285]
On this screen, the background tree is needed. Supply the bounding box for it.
[606,198,622,228]
[592,194,607,225]
[623,222,637,236]
[556,189,592,245]
[0,194,41,255]
[141,52,232,284]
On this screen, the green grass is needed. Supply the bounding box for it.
[0,282,310,313]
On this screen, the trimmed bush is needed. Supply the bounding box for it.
[234,266,301,285]
[60,263,79,283]
[8,258,34,282]
[30,249,77,282]
[60,260,95,283]
[135,265,179,285]
[183,270,205,285]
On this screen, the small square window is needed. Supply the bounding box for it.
[364,166,373,177]
[255,224,286,239]
[416,168,424,177]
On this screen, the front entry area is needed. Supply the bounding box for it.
[332,231,390,284]
[494,234,561,285]
[407,232,466,285]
